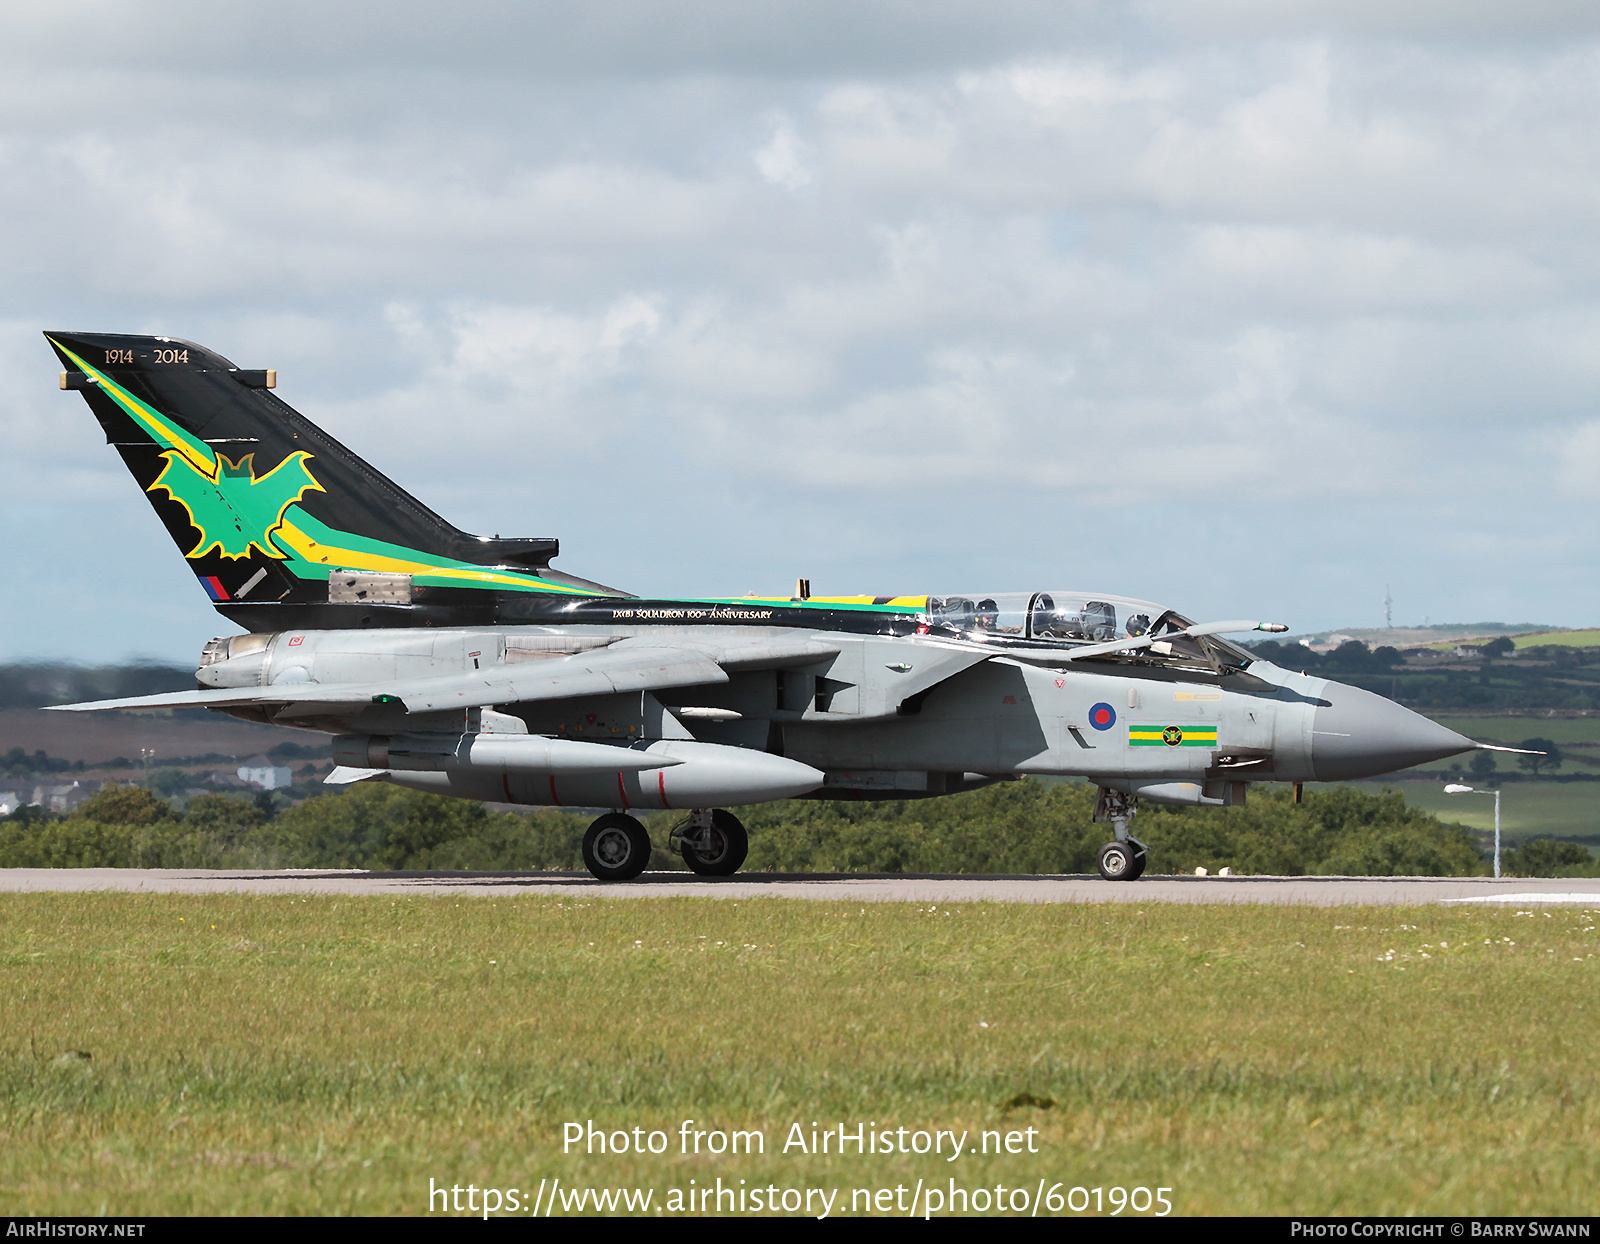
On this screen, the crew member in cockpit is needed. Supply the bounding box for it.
[975,599,1001,632]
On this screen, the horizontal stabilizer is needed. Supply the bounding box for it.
[48,644,730,716]
[46,688,279,713]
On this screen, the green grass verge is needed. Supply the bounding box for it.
[1371,781,1600,846]
[2,894,1598,1216]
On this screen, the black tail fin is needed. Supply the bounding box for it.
[46,331,613,630]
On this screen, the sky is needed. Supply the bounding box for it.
[3,1,1598,664]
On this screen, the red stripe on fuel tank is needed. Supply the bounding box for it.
[658,770,670,809]
[502,774,513,802]
[548,776,560,806]
[617,772,630,809]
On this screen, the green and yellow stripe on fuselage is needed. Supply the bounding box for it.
[1129,724,1219,748]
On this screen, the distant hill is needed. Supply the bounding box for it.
[1281,623,1559,652]
[0,662,194,710]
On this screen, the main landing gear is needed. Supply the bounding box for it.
[579,808,750,881]
[582,812,652,881]
[670,808,749,877]
[1092,787,1148,882]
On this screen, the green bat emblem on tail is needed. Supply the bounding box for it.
[148,449,323,560]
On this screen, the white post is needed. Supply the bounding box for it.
[1493,789,1501,880]
[1443,783,1504,878]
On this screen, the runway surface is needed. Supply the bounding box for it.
[4,869,1600,905]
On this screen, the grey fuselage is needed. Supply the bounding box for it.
[195,622,1471,810]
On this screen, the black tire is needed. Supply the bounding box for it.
[582,813,651,881]
[682,809,749,877]
[1097,840,1139,881]
[1129,851,1147,880]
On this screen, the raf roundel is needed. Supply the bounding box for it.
[1088,702,1117,731]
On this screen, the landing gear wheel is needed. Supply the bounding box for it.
[682,809,749,877]
[582,813,651,881]
[1098,840,1140,881]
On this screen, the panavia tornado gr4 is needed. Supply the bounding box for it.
[44,331,1483,881]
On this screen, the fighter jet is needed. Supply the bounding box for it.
[43,331,1481,881]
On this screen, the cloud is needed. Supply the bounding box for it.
[755,115,813,190]
[4,6,1600,658]
[1558,421,1600,497]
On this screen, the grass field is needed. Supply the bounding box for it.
[2,893,1598,1217]
[1355,780,1600,846]
[1512,630,1600,649]
[1419,630,1600,651]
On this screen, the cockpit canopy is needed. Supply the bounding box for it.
[921,592,1253,672]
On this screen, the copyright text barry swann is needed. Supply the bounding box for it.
[1292,1225,1590,1239]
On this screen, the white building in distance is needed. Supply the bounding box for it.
[237,755,294,790]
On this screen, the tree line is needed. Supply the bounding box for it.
[1,780,1592,877]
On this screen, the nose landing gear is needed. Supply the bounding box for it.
[1092,787,1148,881]
[1097,838,1146,881]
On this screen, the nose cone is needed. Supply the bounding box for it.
[1312,682,1476,780]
